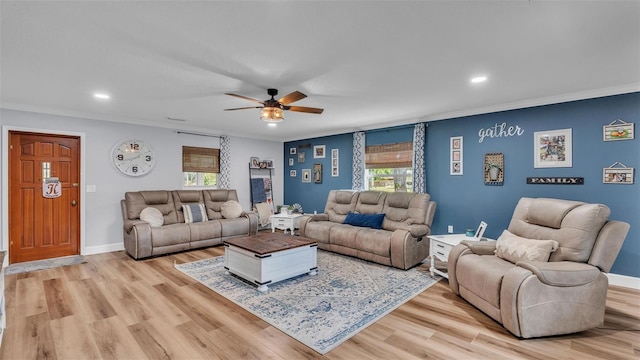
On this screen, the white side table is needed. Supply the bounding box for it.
[270,213,304,234]
[427,234,495,279]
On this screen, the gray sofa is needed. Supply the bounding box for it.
[299,190,437,270]
[448,197,629,338]
[121,189,258,259]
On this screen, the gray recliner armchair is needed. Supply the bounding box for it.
[448,197,629,338]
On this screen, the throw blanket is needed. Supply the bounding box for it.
[254,202,272,227]
[251,178,267,203]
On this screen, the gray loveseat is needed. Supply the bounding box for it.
[121,189,258,259]
[299,190,437,270]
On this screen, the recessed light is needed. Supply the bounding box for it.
[93,93,110,100]
[470,76,488,84]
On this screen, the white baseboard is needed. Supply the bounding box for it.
[82,243,124,256]
[606,273,640,290]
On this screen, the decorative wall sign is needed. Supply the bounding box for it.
[603,119,634,141]
[450,136,463,175]
[331,148,339,177]
[313,163,323,184]
[43,177,62,198]
[484,152,504,186]
[526,177,584,185]
[534,128,572,168]
[478,122,524,143]
[603,162,634,184]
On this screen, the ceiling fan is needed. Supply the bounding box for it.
[224,88,324,122]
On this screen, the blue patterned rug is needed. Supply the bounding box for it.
[175,250,439,354]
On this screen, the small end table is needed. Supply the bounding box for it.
[427,234,495,279]
[270,213,304,234]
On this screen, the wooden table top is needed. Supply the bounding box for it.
[224,233,316,255]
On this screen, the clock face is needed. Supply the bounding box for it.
[112,139,156,177]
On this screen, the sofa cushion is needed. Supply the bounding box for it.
[344,212,385,229]
[183,204,209,223]
[140,207,164,227]
[221,200,243,219]
[495,230,558,264]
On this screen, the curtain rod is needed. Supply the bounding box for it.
[176,131,221,138]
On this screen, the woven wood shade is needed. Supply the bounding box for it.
[182,146,220,173]
[365,142,413,169]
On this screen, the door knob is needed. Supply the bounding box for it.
[71,200,77,206]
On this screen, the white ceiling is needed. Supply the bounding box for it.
[1,1,639,142]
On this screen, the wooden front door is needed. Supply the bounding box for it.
[9,131,80,264]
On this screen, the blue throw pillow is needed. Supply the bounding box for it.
[343,212,385,229]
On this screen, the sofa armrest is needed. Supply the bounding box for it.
[242,211,259,235]
[308,213,329,222]
[516,261,601,287]
[447,243,475,294]
[394,224,428,238]
[123,219,147,233]
[460,240,496,255]
[123,221,153,259]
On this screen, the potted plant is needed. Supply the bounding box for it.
[485,162,502,181]
[287,205,294,215]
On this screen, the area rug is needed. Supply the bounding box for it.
[5,255,86,275]
[175,250,439,354]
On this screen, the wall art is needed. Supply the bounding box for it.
[289,158,294,166]
[603,162,634,184]
[331,148,339,177]
[313,163,323,184]
[290,170,296,177]
[298,151,305,163]
[249,157,260,168]
[534,128,572,168]
[603,119,634,141]
[289,147,297,154]
[450,136,463,175]
[484,152,504,186]
[302,169,311,183]
[526,177,584,185]
[314,145,326,158]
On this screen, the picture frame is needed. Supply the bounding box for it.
[603,162,634,184]
[259,161,268,169]
[298,152,305,163]
[331,148,339,177]
[264,159,274,168]
[302,169,311,183]
[249,157,260,168]
[534,128,572,168]
[484,152,504,186]
[313,163,322,184]
[288,158,294,166]
[289,147,297,154]
[313,145,326,158]
[450,136,463,175]
[603,119,634,141]
[290,170,297,177]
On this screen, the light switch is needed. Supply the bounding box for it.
[86,185,96,193]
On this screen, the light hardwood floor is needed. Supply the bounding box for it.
[1,246,638,360]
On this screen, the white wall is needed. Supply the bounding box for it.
[1,109,283,257]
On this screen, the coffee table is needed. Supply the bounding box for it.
[224,233,318,292]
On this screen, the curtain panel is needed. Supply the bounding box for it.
[218,135,231,189]
[412,123,426,194]
[352,131,366,190]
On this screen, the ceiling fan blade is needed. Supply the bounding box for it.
[288,106,324,114]
[224,106,263,111]
[225,93,264,104]
[278,91,307,105]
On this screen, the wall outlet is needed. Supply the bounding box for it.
[447,225,454,233]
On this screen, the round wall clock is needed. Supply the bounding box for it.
[111,139,156,177]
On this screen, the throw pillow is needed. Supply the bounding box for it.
[140,207,164,227]
[343,212,385,229]
[495,229,559,264]
[183,204,209,223]
[221,200,243,219]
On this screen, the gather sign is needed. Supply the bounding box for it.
[478,122,524,143]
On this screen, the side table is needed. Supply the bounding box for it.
[427,234,495,279]
[270,213,304,234]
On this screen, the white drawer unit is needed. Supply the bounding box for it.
[428,234,494,279]
[270,213,304,234]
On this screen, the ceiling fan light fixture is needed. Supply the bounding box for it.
[260,106,284,122]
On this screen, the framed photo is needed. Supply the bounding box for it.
[450,136,463,175]
[302,169,311,183]
[249,157,260,168]
[603,164,634,184]
[298,152,305,163]
[313,163,322,184]
[289,147,297,154]
[603,120,634,141]
[332,148,339,158]
[290,170,297,177]
[534,128,572,168]
[313,145,326,158]
[288,158,294,166]
[331,148,339,177]
[259,161,268,169]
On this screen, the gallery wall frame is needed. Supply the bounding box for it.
[302,169,311,183]
[331,148,339,177]
[450,136,463,175]
[290,170,297,177]
[603,162,634,184]
[298,152,305,163]
[313,163,322,184]
[534,128,572,168]
[314,145,326,158]
[484,152,504,186]
[603,119,634,141]
[289,147,297,154]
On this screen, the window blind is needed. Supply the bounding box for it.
[365,142,413,169]
[182,146,220,173]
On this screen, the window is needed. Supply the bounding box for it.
[182,146,219,188]
[365,142,413,193]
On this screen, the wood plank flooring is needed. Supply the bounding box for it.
[1,247,638,359]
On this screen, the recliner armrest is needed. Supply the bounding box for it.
[308,213,329,222]
[460,240,496,255]
[516,261,601,287]
[124,219,147,233]
[394,224,428,238]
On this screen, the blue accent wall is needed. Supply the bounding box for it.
[285,92,640,277]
